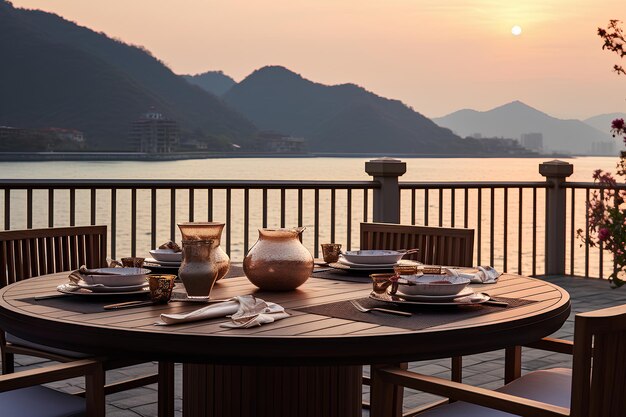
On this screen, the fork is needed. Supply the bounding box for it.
[349,300,412,317]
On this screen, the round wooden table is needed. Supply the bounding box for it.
[0,273,570,417]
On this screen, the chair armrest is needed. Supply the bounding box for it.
[376,366,570,417]
[0,358,102,392]
[525,337,574,355]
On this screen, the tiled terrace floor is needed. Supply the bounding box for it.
[6,275,626,416]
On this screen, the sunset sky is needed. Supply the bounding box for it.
[10,0,626,120]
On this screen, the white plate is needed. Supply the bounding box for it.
[395,287,474,301]
[342,250,408,264]
[149,249,183,262]
[329,260,419,272]
[337,256,398,268]
[76,282,149,293]
[145,258,181,267]
[370,290,489,306]
[57,284,150,296]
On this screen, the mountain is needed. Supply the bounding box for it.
[183,71,236,96]
[433,101,612,154]
[0,1,256,150]
[584,113,626,134]
[223,66,478,154]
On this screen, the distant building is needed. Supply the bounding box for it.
[129,110,180,153]
[0,126,26,140]
[521,133,543,152]
[257,131,307,153]
[40,127,84,142]
[591,141,617,156]
[0,126,84,142]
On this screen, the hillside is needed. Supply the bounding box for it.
[224,66,478,154]
[183,71,236,96]
[433,101,611,154]
[0,1,256,150]
[584,112,626,134]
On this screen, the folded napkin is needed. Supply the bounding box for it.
[458,266,500,284]
[155,295,290,328]
[159,240,182,252]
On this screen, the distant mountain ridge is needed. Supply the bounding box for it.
[584,113,626,134]
[434,101,612,154]
[224,66,479,154]
[0,0,255,150]
[183,71,236,96]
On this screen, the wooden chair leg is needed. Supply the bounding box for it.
[370,363,407,417]
[504,346,522,383]
[1,351,14,374]
[451,356,462,382]
[85,362,106,417]
[158,361,175,417]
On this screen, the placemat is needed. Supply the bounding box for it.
[311,268,372,283]
[296,296,537,331]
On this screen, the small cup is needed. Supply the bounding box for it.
[148,274,176,304]
[121,257,145,268]
[393,264,419,276]
[321,243,342,263]
[370,273,398,295]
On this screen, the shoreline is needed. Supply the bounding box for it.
[0,151,576,162]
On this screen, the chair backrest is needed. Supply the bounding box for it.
[571,304,626,417]
[360,222,474,266]
[0,226,107,287]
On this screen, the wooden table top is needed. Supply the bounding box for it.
[0,273,570,366]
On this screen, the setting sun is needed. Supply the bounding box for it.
[511,25,522,36]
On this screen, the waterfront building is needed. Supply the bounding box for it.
[129,110,180,153]
[591,140,617,155]
[257,131,307,153]
[521,132,544,152]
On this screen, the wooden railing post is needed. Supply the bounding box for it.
[539,160,573,276]
[365,158,406,223]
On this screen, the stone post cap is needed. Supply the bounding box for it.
[365,158,407,177]
[539,160,573,178]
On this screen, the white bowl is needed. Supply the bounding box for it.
[341,250,408,265]
[149,249,183,262]
[397,274,470,296]
[81,267,150,287]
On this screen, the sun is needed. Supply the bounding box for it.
[511,25,522,36]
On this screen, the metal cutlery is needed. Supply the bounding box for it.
[104,300,156,310]
[349,299,412,317]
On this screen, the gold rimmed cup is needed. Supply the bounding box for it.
[148,274,176,304]
[321,243,342,263]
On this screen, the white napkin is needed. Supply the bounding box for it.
[458,266,500,284]
[155,295,290,328]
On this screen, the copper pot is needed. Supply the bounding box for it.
[243,227,314,291]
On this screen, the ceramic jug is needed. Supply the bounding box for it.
[243,227,314,291]
[177,222,230,298]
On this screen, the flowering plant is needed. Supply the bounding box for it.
[577,21,626,287]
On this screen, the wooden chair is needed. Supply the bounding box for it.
[360,222,475,415]
[0,358,105,417]
[360,222,474,266]
[0,226,171,414]
[371,303,626,417]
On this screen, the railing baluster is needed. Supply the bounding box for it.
[347,189,352,251]
[330,189,336,242]
[111,188,117,260]
[411,189,416,225]
[69,189,76,227]
[570,189,575,276]
[438,189,443,227]
[585,188,590,278]
[280,188,286,229]
[518,188,523,275]
[297,189,303,227]
[207,189,213,221]
[532,188,537,276]
[490,187,495,267]
[464,188,469,229]
[189,189,194,222]
[477,188,482,266]
[48,189,54,227]
[244,188,250,254]
[599,189,604,280]
[503,187,508,272]
[424,190,429,226]
[90,189,96,225]
[26,188,32,229]
[314,189,319,257]
[450,189,455,227]
[150,189,156,251]
[226,188,231,256]
[262,189,268,228]
[170,189,176,242]
[4,189,9,230]
[363,189,368,223]
[131,188,137,257]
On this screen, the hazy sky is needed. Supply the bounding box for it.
[10,0,626,120]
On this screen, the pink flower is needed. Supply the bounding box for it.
[612,118,625,131]
[598,228,611,241]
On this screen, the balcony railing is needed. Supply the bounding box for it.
[0,159,616,279]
